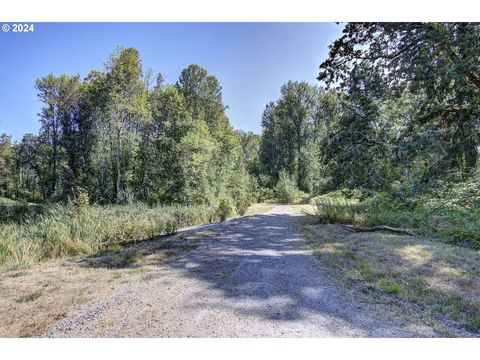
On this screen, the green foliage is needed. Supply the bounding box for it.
[5,48,254,210]
[312,199,363,224]
[377,279,403,295]
[0,204,45,224]
[0,203,222,267]
[319,23,480,181]
[260,82,327,192]
[311,184,480,249]
[217,197,235,221]
[70,187,90,209]
[274,170,299,203]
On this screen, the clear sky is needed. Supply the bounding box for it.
[0,22,342,140]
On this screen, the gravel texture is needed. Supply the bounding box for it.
[45,205,438,337]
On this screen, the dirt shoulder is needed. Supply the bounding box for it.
[0,228,220,337]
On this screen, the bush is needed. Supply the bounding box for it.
[233,192,250,216]
[274,170,298,203]
[70,187,90,210]
[117,187,136,205]
[313,198,365,224]
[256,187,275,202]
[311,189,480,249]
[0,204,45,224]
[217,197,236,221]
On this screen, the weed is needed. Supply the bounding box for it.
[467,315,480,333]
[15,291,42,303]
[8,271,27,278]
[378,279,403,295]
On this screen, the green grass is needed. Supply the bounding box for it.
[0,203,45,223]
[302,223,480,334]
[378,279,403,295]
[309,190,480,249]
[0,203,221,268]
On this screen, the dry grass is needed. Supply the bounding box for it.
[0,229,214,337]
[0,261,131,337]
[301,223,480,335]
[289,203,316,214]
[242,202,277,217]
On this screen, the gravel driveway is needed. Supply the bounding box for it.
[45,205,437,337]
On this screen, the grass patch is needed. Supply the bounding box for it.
[467,315,480,333]
[302,223,480,335]
[309,190,480,249]
[378,279,403,295]
[15,291,42,303]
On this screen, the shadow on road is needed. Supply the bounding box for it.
[76,209,432,336]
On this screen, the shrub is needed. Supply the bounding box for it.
[117,187,136,205]
[70,187,90,210]
[233,192,250,216]
[275,170,298,203]
[0,204,45,223]
[312,198,365,224]
[217,197,235,221]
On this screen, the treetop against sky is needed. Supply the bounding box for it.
[0,22,342,139]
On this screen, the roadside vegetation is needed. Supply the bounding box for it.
[301,222,480,335]
[0,197,278,268]
[308,178,480,249]
[0,23,479,335]
[266,23,480,335]
[0,201,218,268]
[0,227,218,337]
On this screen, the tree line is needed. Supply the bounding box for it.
[2,23,479,208]
[0,47,254,212]
[260,23,480,197]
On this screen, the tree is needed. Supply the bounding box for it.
[35,74,62,198]
[176,64,226,130]
[321,64,389,189]
[141,85,193,203]
[104,47,148,201]
[14,134,42,200]
[259,81,322,192]
[7,47,254,208]
[0,133,13,198]
[319,22,480,173]
[235,130,262,176]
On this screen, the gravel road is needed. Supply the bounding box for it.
[45,205,437,337]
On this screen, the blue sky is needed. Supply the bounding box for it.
[0,23,342,140]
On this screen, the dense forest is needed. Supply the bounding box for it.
[0,49,255,212]
[1,23,480,268]
[261,23,480,195]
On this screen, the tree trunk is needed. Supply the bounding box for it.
[116,127,121,202]
[51,106,57,198]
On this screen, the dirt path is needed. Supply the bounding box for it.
[45,205,437,337]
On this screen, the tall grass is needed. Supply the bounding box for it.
[312,199,366,224]
[311,191,480,248]
[0,203,220,267]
